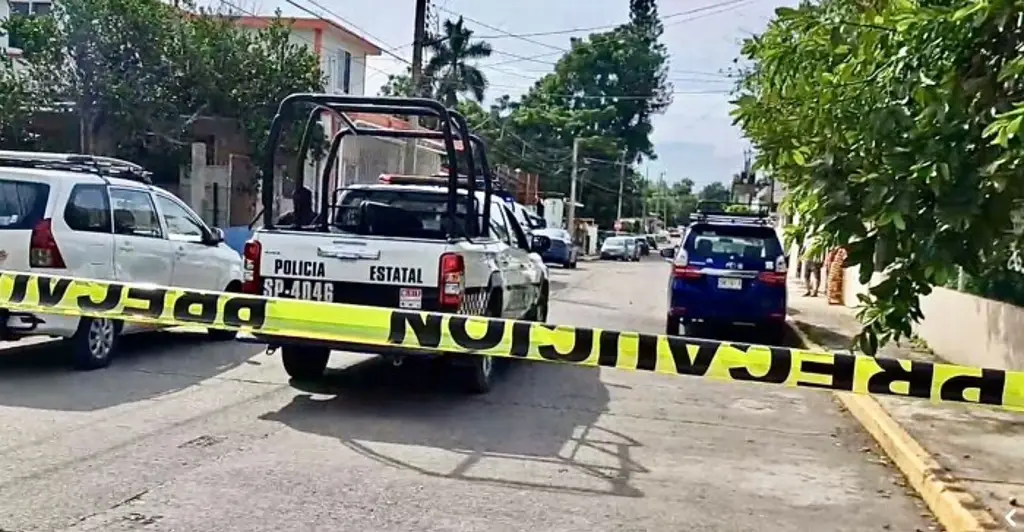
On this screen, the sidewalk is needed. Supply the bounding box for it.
[788,281,1023,531]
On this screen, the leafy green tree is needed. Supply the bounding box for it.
[0,58,41,150]
[423,17,493,106]
[1,1,324,185]
[731,0,1024,353]
[378,66,416,97]
[397,4,671,228]
[698,181,730,202]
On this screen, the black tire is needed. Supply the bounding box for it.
[281,345,330,381]
[208,283,241,340]
[761,323,788,346]
[526,285,549,323]
[454,295,500,394]
[69,317,120,371]
[208,327,238,341]
[665,316,681,336]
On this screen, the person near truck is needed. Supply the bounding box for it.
[277,186,317,226]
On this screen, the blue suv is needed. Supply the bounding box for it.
[665,203,788,343]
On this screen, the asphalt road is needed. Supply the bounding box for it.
[0,259,934,532]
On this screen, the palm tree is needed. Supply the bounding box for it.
[423,17,492,107]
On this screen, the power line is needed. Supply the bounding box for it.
[443,0,760,45]
[281,0,412,65]
[365,59,728,99]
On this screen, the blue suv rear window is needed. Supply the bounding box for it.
[685,224,783,260]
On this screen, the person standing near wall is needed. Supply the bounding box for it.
[802,234,825,297]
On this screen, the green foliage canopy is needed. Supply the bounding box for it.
[0,0,325,183]
[731,0,1024,353]
[386,0,675,227]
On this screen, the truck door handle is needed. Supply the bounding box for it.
[119,244,134,252]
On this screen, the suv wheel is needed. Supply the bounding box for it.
[70,317,119,370]
[760,323,787,346]
[665,317,680,336]
[282,345,330,381]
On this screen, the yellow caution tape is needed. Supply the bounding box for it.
[1,271,1022,411]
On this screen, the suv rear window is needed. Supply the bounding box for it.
[686,223,783,259]
[332,189,477,240]
[0,179,49,230]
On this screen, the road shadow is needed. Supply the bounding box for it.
[0,330,263,411]
[790,321,855,351]
[260,355,647,498]
[684,321,803,347]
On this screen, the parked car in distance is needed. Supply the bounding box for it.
[0,151,244,370]
[601,236,638,261]
[634,235,650,256]
[534,227,578,268]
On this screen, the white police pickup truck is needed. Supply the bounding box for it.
[242,174,552,393]
[241,93,554,393]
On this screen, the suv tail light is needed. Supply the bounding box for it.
[439,252,465,310]
[241,240,262,294]
[671,251,702,279]
[29,219,66,268]
[758,254,789,285]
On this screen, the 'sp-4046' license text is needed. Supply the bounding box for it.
[262,278,334,302]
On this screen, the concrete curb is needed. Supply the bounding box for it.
[789,323,1005,532]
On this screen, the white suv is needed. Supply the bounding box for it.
[0,151,243,369]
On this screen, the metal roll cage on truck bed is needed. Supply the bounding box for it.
[258,93,494,236]
[244,93,551,394]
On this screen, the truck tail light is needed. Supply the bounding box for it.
[439,252,464,311]
[241,240,262,294]
[29,219,66,269]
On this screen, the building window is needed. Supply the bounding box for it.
[8,1,53,49]
[335,50,351,94]
[10,1,52,16]
[343,51,352,94]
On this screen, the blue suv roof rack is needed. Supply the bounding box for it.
[691,201,774,226]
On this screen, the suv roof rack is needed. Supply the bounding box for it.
[691,201,774,226]
[0,150,153,184]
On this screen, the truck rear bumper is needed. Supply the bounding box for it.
[238,332,482,366]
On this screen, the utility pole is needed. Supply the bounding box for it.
[660,172,668,227]
[403,0,429,174]
[615,150,626,221]
[642,166,649,232]
[568,137,581,237]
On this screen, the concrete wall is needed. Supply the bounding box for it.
[915,286,1024,371]
[841,263,1024,371]
[338,135,443,187]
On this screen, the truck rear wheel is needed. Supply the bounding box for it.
[281,345,330,381]
[453,293,500,394]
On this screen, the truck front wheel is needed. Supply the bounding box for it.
[281,345,330,381]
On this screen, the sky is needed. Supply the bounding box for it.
[236,0,791,190]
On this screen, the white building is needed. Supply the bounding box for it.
[234,15,446,208]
